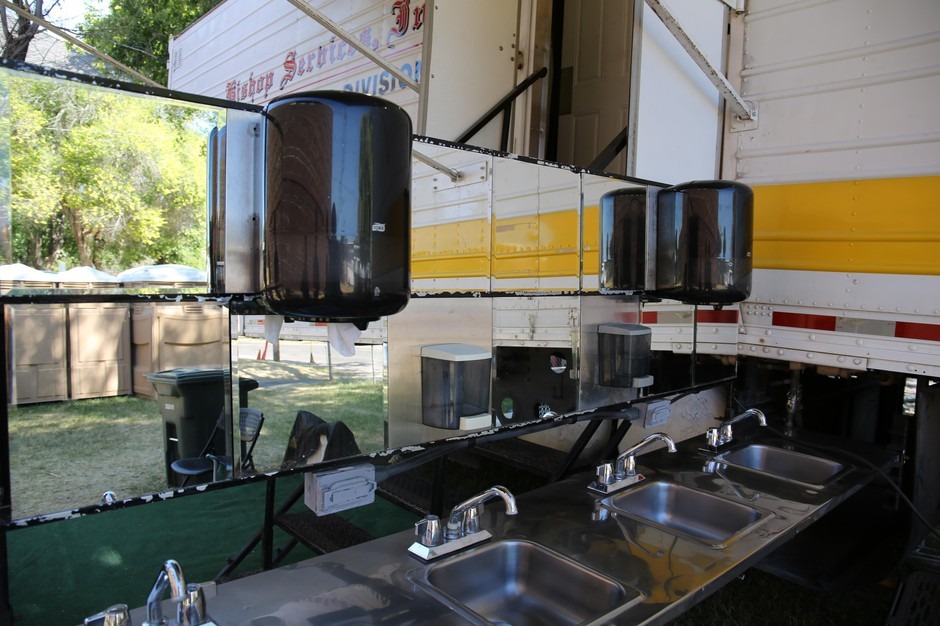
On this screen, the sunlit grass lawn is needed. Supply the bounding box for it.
[8,396,164,519]
[8,359,384,520]
[237,359,386,473]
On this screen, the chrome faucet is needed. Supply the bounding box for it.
[143,560,186,626]
[445,485,518,541]
[589,433,677,494]
[86,560,214,626]
[703,408,767,452]
[408,485,518,560]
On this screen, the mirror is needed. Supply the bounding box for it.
[0,65,225,296]
[1,62,735,523]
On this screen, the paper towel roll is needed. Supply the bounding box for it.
[328,323,362,356]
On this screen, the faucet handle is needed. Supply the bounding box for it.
[415,515,443,547]
[705,427,721,448]
[179,583,207,626]
[84,604,131,626]
[595,462,616,485]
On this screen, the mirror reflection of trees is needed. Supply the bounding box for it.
[6,75,216,270]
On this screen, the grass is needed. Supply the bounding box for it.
[8,357,385,520]
[8,396,164,519]
[235,359,386,472]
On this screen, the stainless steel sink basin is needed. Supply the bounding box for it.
[416,539,641,626]
[603,481,772,549]
[717,443,848,488]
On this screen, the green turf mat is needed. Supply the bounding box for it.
[6,475,414,625]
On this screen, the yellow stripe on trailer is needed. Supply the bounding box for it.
[492,214,540,278]
[753,176,940,276]
[412,218,490,279]
[537,209,580,277]
[582,204,600,281]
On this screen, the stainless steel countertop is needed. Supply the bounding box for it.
[132,432,879,625]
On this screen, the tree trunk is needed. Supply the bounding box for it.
[1,1,43,61]
[61,201,93,267]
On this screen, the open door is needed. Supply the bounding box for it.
[554,0,727,181]
[556,0,636,175]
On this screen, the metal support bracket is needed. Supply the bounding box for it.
[412,150,463,182]
[644,0,756,122]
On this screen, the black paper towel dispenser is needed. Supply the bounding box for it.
[260,91,412,323]
[655,180,753,305]
[599,187,648,293]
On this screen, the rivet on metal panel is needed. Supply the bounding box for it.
[807,353,815,359]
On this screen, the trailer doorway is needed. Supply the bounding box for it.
[547,0,727,182]
[555,0,637,176]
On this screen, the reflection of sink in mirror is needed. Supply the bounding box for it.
[418,539,641,626]
[603,481,771,549]
[717,443,848,489]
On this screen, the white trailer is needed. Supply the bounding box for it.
[170,0,940,564]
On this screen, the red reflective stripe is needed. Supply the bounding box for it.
[618,311,641,323]
[696,309,739,324]
[642,311,658,324]
[772,312,836,331]
[895,322,940,342]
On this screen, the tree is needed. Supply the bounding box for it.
[0,0,49,60]
[9,73,216,271]
[81,0,222,86]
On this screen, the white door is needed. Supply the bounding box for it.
[557,0,635,175]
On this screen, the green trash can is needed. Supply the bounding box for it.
[146,368,226,487]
